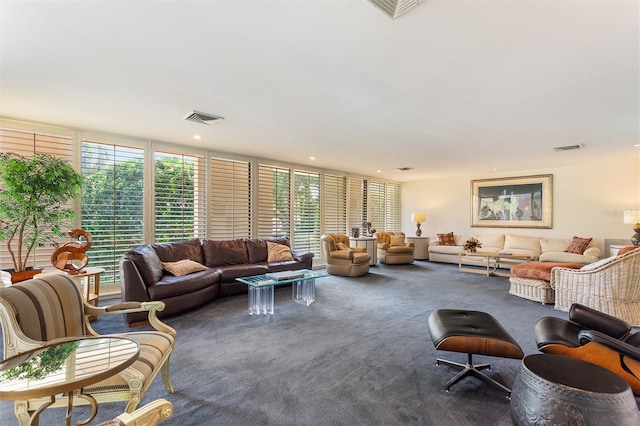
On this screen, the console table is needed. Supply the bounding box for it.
[349,236,378,265]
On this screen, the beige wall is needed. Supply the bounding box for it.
[401,150,640,253]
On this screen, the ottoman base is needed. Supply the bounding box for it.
[436,353,511,395]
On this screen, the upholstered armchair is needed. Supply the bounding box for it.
[535,303,640,394]
[97,398,174,426]
[0,274,176,426]
[374,231,414,264]
[552,247,640,326]
[321,234,370,277]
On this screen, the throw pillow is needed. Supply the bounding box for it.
[437,232,456,246]
[618,246,638,256]
[162,259,208,277]
[336,242,350,251]
[390,235,405,246]
[267,242,294,261]
[565,236,593,254]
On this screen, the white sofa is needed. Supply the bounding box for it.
[428,233,601,266]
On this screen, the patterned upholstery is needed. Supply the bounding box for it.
[0,274,176,426]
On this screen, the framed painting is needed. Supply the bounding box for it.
[471,174,553,228]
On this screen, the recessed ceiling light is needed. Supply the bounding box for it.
[376,170,381,173]
[193,135,202,140]
[309,156,315,160]
[634,144,640,148]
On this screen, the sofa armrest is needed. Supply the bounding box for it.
[120,258,152,303]
[583,246,601,258]
[292,251,314,269]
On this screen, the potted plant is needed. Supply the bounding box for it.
[0,152,83,283]
[463,237,482,253]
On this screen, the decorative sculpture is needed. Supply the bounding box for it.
[50,229,92,274]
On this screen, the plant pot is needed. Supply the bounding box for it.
[4,267,44,284]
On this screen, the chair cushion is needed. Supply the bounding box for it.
[511,262,584,282]
[84,331,174,394]
[390,235,406,246]
[0,275,85,341]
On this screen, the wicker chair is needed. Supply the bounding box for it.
[552,247,640,326]
[0,274,176,426]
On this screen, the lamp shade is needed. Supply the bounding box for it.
[624,210,640,225]
[411,213,426,223]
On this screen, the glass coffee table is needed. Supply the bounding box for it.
[236,269,328,315]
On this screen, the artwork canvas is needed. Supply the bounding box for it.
[471,174,552,228]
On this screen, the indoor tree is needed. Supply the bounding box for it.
[0,152,83,275]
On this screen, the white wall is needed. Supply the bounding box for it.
[401,150,640,253]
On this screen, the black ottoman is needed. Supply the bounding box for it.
[428,309,524,396]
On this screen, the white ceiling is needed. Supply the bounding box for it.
[1,1,638,181]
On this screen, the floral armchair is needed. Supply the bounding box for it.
[375,231,414,264]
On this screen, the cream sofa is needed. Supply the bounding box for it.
[428,233,601,267]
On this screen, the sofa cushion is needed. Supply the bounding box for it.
[539,251,597,264]
[267,242,294,261]
[152,239,204,264]
[540,238,570,253]
[475,234,504,249]
[566,236,593,254]
[504,234,541,253]
[162,259,208,277]
[267,260,306,273]
[148,269,220,299]
[618,246,638,256]
[203,239,249,267]
[125,245,164,285]
[216,264,268,282]
[437,232,456,246]
[245,237,290,264]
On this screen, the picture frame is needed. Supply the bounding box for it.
[471,174,553,228]
[351,227,360,238]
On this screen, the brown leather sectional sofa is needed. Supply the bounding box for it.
[121,237,313,324]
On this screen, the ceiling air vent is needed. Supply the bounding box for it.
[367,0,422,20]
[553,144,584,152]
[184,110,224,126]
[395,167,414,171]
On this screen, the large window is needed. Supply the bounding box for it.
[293,170,321,256]
[81,139,144,289]
[155,151,206,242]
[0,127,73,271]
[368,180,400,232]
[210,157,251,240]
[348,177,366,234]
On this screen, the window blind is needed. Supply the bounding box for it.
[324,174,347,235]
[258,164,290,239]
[347,177,366,234]
[155,151,206,243]
[210,157,251,240]
[293,170,321,256]
[81,140,144,288]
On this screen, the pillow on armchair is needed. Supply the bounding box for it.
[390,235,406,246]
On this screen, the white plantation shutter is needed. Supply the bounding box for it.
[0,127,74,271]
[154,151,207,242]
[81,140,144,290]
[258,164,290,239]
[324,174,347,235]
[347,177,366,234]
[385,183,401,231]
[210,157,251,240]
[293,170,321,256]
[369,181,386,232]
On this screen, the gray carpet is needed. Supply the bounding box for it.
[1,261,635,425]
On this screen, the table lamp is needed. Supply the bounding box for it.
[411,213,426,236]
[624,210,640,246]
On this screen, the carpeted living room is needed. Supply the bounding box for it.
[1,1,639,425]
[1,260,583,425]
